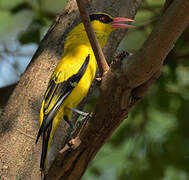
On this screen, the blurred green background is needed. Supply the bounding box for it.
[0,0,189,179]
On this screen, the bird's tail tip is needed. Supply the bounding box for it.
[40,169,45,177]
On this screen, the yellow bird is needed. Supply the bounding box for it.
[36,12,133,171]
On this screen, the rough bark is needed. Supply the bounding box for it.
[0,0,142,179]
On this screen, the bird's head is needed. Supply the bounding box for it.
[64,12,134,51]
[89,12,133,34]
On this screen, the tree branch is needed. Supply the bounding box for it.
[123,0,189,89]
[76,0,109,75]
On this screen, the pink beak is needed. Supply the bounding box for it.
[111,17,134,29]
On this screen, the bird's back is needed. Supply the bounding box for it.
[39,38,97,125]
[52,43,97,109]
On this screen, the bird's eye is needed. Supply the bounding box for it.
[100,16,108,23]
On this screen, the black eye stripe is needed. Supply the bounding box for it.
[89,14,113,24]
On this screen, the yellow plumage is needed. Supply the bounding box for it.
[36,12,133,172]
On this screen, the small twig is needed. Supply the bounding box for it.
[59,112,90,154]
[76,0,109,75]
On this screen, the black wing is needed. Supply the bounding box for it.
[36,54,90,143]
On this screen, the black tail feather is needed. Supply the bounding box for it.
[40,122,52,171]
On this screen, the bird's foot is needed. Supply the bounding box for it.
[64,115,75,130]
[75,116,87,128]
[70,108,89,117]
